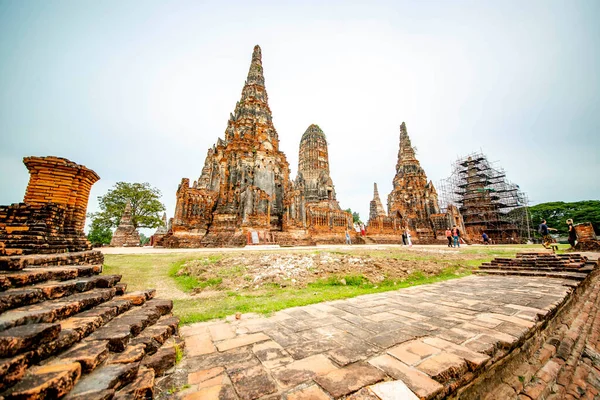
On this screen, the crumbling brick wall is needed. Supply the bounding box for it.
[0,156,100,255]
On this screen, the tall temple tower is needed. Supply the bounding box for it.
[296,124,339,208]
[387,122,440,236]
[168,45,292,246]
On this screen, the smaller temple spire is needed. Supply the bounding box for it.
[245,45,265,87]
[369,182,387,220]
[398,122,416,163]
[121,200,133,225]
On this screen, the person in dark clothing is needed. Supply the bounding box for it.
[402,230,407,246]
[482,231,490,245]
[539,219,557,248]
[567,219,577,250]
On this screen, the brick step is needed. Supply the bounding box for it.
[483,261,585,268]
[474,270,589,281]
[0,264,102,291]
[0,250,103,271]
[0,288,117,332]
[478,265,587,272]
[0,274,121,313]
[64,329,180,400]
[0,296,173,395]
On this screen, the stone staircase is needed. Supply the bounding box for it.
[0,250,181,399]
[475,252,595,281]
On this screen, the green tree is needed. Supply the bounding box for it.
[88,182,166,231]
[529,201,600,236]
[139,233,150,246]
[87,219,112,245]
[344,208,361,224]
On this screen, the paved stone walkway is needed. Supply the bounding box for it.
[176,274,577,399]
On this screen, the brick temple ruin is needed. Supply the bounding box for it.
[439,152,529,244]
[160,46,351,248]
[0,156,180,399]
[366,123,467,243]
[109,200,140,247]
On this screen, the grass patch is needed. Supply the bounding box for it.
[175,344,184,364]
[168,260,223,292]
[174,265,471,324]
[104,245,542,326]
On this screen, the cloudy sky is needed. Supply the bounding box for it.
[1,0,599,235]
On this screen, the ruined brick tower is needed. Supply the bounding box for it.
[296,124,339,209]
[367,123,460,242]
[387,122,441,238]
[166,45,292,246]
[369,183,387,221]
[0,156,100,255]
[109,200,140,247]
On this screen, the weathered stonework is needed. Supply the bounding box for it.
[150,213,168,246]
[369,183,386,221]
[366,123,466,243]
[284,125,351,243]
[0,157,99,256]
[0,156,181,398]
[109,201,140,247]
[163,45,291,247]
[163,47,351,247]
[296,124,338,208]
[574,222,600,251]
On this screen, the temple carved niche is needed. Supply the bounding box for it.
[109,200,140,247]
[367,122,466,243]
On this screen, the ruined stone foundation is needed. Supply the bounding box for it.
[0,156,181,399]
[109,201,140,247]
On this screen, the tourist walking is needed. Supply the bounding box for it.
[405,228,412,247]
[445,228,452,247]
[360,223,366,237]
[538,219,556,249]
[482,231,490,245]
[402,230,407,246]
[345,229,352,245]
[452,226,460,248]
[567,219,577,250]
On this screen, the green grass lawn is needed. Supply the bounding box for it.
[104,244,561,325]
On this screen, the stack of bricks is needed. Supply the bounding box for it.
[0,157,99,256]
[23,156,100,234]
[574,222,600,251]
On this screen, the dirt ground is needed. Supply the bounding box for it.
[177,249,475,292]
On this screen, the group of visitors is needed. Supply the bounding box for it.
[353,223,366,237]
[444,226,462,248]
[538,219,578,250]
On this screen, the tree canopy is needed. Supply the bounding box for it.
[86,218,112,245]
[344,208,361,224]
[88,182,166,231]
[529,200,600,236]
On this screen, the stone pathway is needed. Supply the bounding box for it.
[175,274,579,399]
